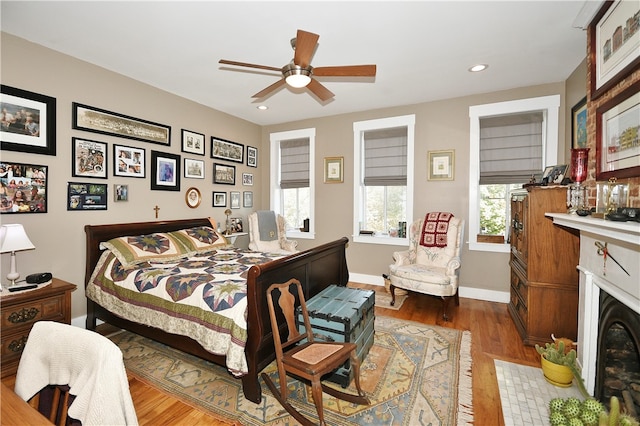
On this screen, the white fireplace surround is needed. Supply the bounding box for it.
[547,213,640,396]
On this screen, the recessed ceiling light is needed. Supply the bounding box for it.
[257,105,268,110]
[469,64,488,72]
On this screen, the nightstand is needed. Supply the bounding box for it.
[1,278,76,378]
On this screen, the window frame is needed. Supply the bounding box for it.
[353,114,415,246]
[468,95,560,252]
[270,128,315,240]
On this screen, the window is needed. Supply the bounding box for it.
[353,115,415,245]
[469,95,560,252]
[270,128,315,239]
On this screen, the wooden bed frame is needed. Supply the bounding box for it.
[84,218,349,404]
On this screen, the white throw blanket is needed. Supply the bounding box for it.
[14,321,138,425]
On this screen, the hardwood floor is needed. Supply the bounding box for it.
[2,284,541,425]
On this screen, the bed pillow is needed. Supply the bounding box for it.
[101,232,191,268]
[169,226,229,254]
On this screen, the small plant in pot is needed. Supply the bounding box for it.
[535,337,589,399]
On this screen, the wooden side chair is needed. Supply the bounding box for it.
[262,279,369,426]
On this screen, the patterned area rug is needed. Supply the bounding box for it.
[110,316,473,425]
[374,291,408,310]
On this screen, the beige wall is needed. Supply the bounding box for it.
[1,32,587,322]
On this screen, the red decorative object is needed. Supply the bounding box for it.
[570,148,589,183]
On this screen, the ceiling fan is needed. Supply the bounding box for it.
[219,29,376,102]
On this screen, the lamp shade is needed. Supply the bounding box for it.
[0,224,35,253]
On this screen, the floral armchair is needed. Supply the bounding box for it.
[388,216,464,320]
[247,211,298,255]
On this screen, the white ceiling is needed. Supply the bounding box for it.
[1,1,593,126]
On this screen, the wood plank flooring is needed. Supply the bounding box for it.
[2,284,541,425]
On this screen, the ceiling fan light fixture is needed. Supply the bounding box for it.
[283,63,312,88]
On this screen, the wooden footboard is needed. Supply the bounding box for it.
[84,218,349,404]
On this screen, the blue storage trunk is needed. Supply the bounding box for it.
[296,285,375,387]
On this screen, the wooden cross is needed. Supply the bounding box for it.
[153,205,160,219]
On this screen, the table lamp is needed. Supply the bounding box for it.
[0,224,35,287]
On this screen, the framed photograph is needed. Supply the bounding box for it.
[230,191,240,209]
[214,163,235,185]
[184,158,205,179]
[571,97,588,149]
[590,0,640,98]
[243,191,253,208]
[151,150,181,191]
[72,137,107,179]
[72,102,171,146]
[541,165,555,184]
[596,81,640,181]
[114,184,128,202]
[114,144,145,178]
[428,150,455,181]
[324,156,344,183]
[213,191,227,207]
[1,85,56,156]
[185,187,201,209]
[247,145,258,167]
[181,129,205,156]
[230,217,243,233]
[211,137,243,163]
[242,172,254,186]
[0,161,47,214]
[67,182,107,211]
[546,164,568,185]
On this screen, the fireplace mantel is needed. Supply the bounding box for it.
[545,213,640,245]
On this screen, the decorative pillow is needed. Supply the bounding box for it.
[169,226,229,254]
[101,232,191,268]
[254,238,284,253]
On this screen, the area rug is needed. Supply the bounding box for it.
[374,291,408,310]
[110,316,473,425]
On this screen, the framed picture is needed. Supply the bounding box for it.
[214,163,235,185]
[590,0,640,98]
[67,182,107,211]
[230,191,240,209]
[72,137,107,179]
[247,145,258,167]
[72,102,171,146]
[428,150,455,181]
[243,191,253,208]
[151,150,181,191]
[213,191,227,207]
[181,129,205,156]
[113,144,145,178]
[242,172,253,186]
[546,164,568,185]
[596,81,640,181]
[230,217,243,233]
[324,156,344,183]
[571,97,588,149]
[114,184,128,202]
[541,165,555,184]
[211,137,243,163]
[0,161,47,214]
[185,187,201,209]
[184,158,205,179]
[1,85,56,156]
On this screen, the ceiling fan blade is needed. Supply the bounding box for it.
[293,30,319,68]
[252,79,286,98]
[313,65,377,77]
[219,59,281,73]
[307,79,334,102]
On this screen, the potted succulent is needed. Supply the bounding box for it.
[535,338,589,399]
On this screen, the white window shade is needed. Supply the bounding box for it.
[363,127,407,186]
[280,138,309,189]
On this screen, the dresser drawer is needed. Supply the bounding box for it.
[1,295,66,332]
[1,329,30,369]
[509,289,528,331]
[510,263,528,309]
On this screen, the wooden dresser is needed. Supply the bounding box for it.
[508,186,580,346]
[1,278,76,377]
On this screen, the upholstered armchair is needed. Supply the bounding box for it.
[388,214,464,321]
[247,211,298,254]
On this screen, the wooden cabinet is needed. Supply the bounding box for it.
[508,187,579,346]
[1,278,76,377]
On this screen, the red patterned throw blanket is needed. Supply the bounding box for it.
[420,212,453,247]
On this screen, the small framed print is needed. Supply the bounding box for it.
[247,145,258,168]
[324,156,344,183]
[67,182,107,211]
[545,164,568,185]
[243,191,253,208]
[181,129,205,156]
[213,191,226,207]
[230,217,243,233]
[185,187,201,208]
[571,97,588,149]
[184,158,205,179]
[114,184,128,202]
[242,172,253,186]
[0,161,48,214]
[214,163,235,185]
[72,137,107,179]
[428,150,454,181]
[151,150,181,191]
[230,191,240,209]
[114,144,145,178]
[211,136,243,163]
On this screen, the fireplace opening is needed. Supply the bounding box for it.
[595,291,640,416]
